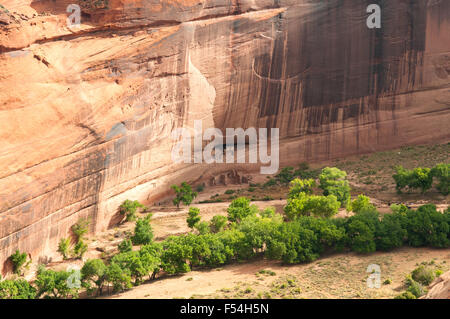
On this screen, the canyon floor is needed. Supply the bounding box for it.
[43,143,449,299]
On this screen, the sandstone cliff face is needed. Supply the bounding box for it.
[0,0,449,272]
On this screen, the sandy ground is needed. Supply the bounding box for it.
[106,247,450,299]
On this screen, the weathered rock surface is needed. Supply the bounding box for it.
[0,0,449,272]
[423,270,450,299]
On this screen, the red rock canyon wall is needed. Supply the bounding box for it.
[0,0,449,272]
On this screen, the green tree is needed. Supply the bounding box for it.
[171,182,198,208]
[284,192,340,219]
[138,243,162,280]
[119,199,145,222]
[10,250,28,275]
[58,238,71,260]
[131,215,154,245]
[318,167,351,207]
[351,195,376,214]
[71,218,90,242]
[73,240,88,259]
[105,263,132,293]
[0,279,36,299]
[288,178,316,198]
[118,239,133,253]
[161,236,192,274]
[81,259,107,295]
[431,163,449,195]
[194,221,210,235]
[227,197,258,223]
[187,207,201,229]
[35,266,79,299]
[209,215,228,233]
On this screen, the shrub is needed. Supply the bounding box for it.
[10,250,28,275]
[375,213,407,251]
[209,215,228,233]
[288,178,316,198]
[195,184,205,193]
[71,218,90,241]
[58,238,71,260]
[0,279,36,299]
[161,236,192,274]
[131,215,154,245]
[187,207,201,229]
[431,163,449,195]
[260,207,276,219]
[263,178,277,188]
[194,221,210,235]
[227,197,258,223]
[118,239,133,253]
[406,204,450,248]
[395,291,416,299]
[411,265,435,286]
[225,189,235,195]
[35,266,80,299]
[284,192,340,219]
[81,259,107,295]
[393,166,433,194]
[275,167,295,185]
[73,240,88,259]
[351,195,376,214]
[119,200,144,222]
[105,263,132,292]
[345,211,379,253]
[405,277,425,298]
[318,167,351,207]
[171,182,198,208]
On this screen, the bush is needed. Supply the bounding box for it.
[260,207,276,219]
[73,240,88,259]
[58,238,71,260]
[411,265,436,286]
[288,178,316,198]
[351,195,376,214]
[118,239,133,253]
[406,204,449,248]
[81,259,107,295]
[225,189,235,195]
[72,218,90,241]
[227,197,258,223]
[263,178,277,188]
[0,279,36,299]
[171,182,198,208]
[375,212,407,251]
[35,266,80,299]
[345,211,380,253]
[10,250,29,275]
[131,215,154,245]
[161,236,192,274]
[194,221,210,235]
[395,291,416,299]
[284,192,340,219]
[275,167,295,185]
[318,167,351,207]
[105,263,132,292]
[196,184,205,193]
[119,200,144,222]
[431,163,449,195]
[209,215,228,233]
[187,207,201,229]
[405,276,425,298]
[393,166,433,194]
